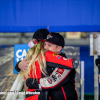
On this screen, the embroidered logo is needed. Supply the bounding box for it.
[56,68,64,74]
[51,74,57,82]
[63,57,68,60]
[47,34,53,39]
[58,56,61,59]
[47,78,52,84]
[53,53,57,56]
[58,73,61,78]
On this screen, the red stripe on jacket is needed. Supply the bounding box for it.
[61,86,67,100]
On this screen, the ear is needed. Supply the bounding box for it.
[57,46,62,52]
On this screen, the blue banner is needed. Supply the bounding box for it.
[0,0,100,32]
[14,44,30,73]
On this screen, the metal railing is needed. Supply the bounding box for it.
[5,74,25,100]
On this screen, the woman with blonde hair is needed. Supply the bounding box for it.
[19,29,51,100]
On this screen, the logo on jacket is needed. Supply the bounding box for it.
[56,68,64,74]
[51,74,57,82]
[47,34,53,39]
[47,78,52,84]
[51,68,65,82]
[53,53,57,56]
[48,68,65,83]
[58,56,61,59]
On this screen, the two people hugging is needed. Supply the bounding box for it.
[15,29,79,100]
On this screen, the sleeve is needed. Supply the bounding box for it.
[45,51,79,69]
[26,78,40,89]
[40,68,75,90]
[25,69,75,90]
[15,60,21,72]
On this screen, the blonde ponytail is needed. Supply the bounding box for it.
[20,41,47,80]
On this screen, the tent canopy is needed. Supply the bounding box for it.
[0,0,100,32]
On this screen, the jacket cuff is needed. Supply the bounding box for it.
[15,60,22,72]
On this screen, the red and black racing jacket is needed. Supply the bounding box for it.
[15,51,78,100]
[39,68,78,100]
[40,51,78,100]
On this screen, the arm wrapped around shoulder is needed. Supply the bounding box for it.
[26,78,39,89]
[45,50,79,69]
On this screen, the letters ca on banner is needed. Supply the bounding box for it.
[14,44,31,73]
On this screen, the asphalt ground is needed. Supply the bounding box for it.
[0,47,17,100]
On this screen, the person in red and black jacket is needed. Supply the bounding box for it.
[25,33,78,100]
[16,30,77,99]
